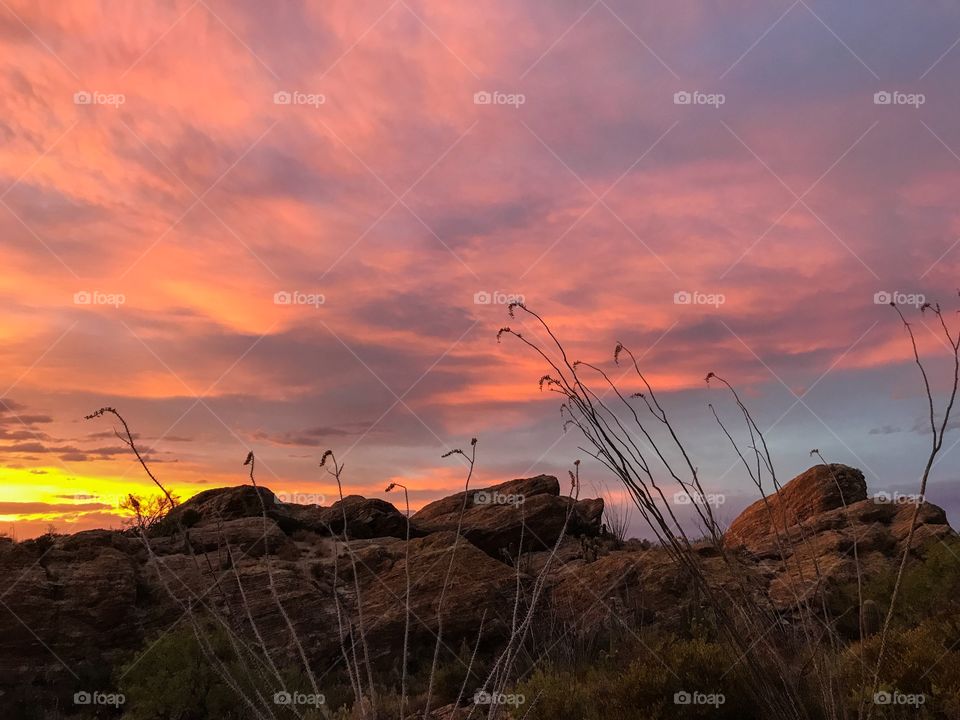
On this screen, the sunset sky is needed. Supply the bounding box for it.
[2,0,960,538]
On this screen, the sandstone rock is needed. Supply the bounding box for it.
[338,531,522,659]
[150,516,294,558]
[724,464,954,612]
[164,484,278,526]
[411,475,604,558]
[164,485,411,540]
[299,495,412,539]
[725,464,867,550]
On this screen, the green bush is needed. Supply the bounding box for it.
[517,635,755,720]
[118,621,329,720]
[838,618,960,718]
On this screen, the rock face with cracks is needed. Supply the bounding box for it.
[410,474,604,557]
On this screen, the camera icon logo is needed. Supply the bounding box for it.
[474,290,492,304]
[74,291,92,305]
[473,491,491,505]
[274,291,292,305]
[873,691,891,705]
[674,691,692,704]
[274,691,292,705]
[73,691,92,705]
[673,291,692,305]
[873,91,892,105]
[873,291,892,304]
[73,91,93,105]
[273,91,292,105]
[474,91,492,105]
[673,91,692,105]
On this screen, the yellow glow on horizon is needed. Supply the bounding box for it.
[0,465,205,525]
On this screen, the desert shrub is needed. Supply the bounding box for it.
[119,623,249,719]
[829,537,960,640]
[517,635,755,720]
[291,528,322,543]
[118,621,329,720]
[603,498,632,546]
[838,616,960,718]
[427,639,493,707]
[881,538,960,625]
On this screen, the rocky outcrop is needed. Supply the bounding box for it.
[163,485,411,540]
[340,531,521,654]
[301,495,412,539]
[725,464,868,549]
[0,464,954,710]
[411,474,604,557]
[0,474,600,704]
[724,464,954,610]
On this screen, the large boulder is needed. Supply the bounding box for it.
[411,475,604,558]
[170,484,276,521]
[724,464,955,611]
[163,485,410,540]
[725,464,867,550]
[294,495,412,539]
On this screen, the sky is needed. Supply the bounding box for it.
[1,0,960,539]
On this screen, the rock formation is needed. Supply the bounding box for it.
[0,465,953,711]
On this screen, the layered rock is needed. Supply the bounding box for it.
[411,474,604,557]
[723,464,954,610]
[725,464,868,549]
[163,484,412,540]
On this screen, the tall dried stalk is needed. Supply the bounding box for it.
[322,449,377,715]
[85,407,177,511]
[94,410,292,719]
[500,304,809,719]
[385,481,412,720]
[244,452,324,708]
[423,439,478,719]
[866,301,959,717]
